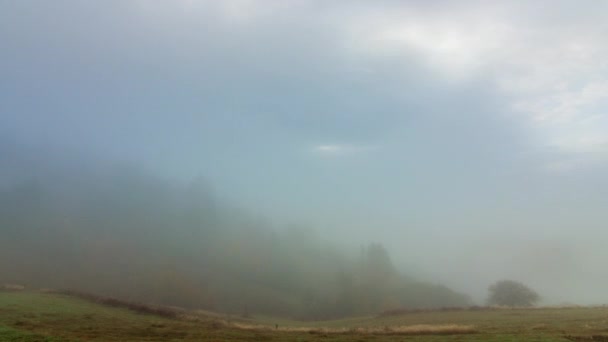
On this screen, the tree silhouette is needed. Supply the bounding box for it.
[487,280,539,307]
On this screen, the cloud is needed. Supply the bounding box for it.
[315,145,343,154]
[133,0,300,24]
[334,1,608,167]
[513,81,608,124]
[312,144,373,157]
[340,3,510,79]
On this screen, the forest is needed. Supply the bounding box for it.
[0,142,470,319]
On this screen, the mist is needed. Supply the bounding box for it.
[2,0,608,316]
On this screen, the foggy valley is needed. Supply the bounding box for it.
[2,1,608,341]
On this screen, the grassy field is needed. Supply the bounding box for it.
[1,290,608,341]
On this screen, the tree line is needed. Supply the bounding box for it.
[0,148,471,319]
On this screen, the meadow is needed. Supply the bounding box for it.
[1,290,608,341]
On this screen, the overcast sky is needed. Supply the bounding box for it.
[2,0,608,303]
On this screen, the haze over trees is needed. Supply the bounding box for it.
[0,143,471,319]
[487,280,540,307]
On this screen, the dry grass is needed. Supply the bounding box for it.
[52,289,477,336]
[377,304,589,318]
[51,289,183,319]
[228,321,476,335]
[1,284,25,291]
[378,306,498,317]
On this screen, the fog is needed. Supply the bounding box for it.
[2,0,608,315]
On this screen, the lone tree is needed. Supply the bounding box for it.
[487,280,539,307]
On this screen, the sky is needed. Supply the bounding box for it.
[2,0,608,304]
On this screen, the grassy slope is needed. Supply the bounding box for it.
[1,291,606,341]
[0,325,66,342]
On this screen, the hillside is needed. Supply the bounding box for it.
[0,144,470,319]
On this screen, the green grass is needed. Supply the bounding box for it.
[0,325,67,342]
[1,291,608,341]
